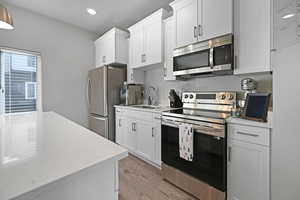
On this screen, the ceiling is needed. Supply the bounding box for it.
[3,0,173,34]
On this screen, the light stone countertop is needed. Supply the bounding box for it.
[0,112,128,200]
[226,111,273,129]
[114,105,178,113]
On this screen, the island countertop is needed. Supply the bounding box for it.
[0,112,128,200]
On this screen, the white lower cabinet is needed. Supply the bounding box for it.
[227,123,270,200]
[124,119,137,152]
[136,121,155,161]
[115,107,162,167]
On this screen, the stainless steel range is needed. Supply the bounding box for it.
[161,91,236,200]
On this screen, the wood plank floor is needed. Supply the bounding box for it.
[119,155,198,200]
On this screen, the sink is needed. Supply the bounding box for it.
[131,105,160,109]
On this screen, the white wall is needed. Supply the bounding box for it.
[144,67,272,106]
[0,3,97,126]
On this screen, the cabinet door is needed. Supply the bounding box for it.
[95,38,104,67]
[144,19,162,66]
[201,0,232,41]
[172,0,198,48]
[130,30,144,68]
[123,119,137,151]
[115,116,124,145]
[153,121,162,166]
[136,121,155,161]
[164,17,176,81]
[227,139,270,200]
[234,0,271,74]
[102,32,115,65]
[127,37,145,84]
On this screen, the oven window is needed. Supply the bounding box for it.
[162,125,226,191]
[173,49,209,72]
[214,44,232,66]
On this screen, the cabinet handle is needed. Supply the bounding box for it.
[198,25,203,36]
[132,123,134,132]
[236,131,259,137]
[228,146,232,162]
[141,54,146,63]
[133,123,137,132]
[152,127,155,137]
[194,26,198,38]
[154,117,161,120]
[119,119,121,127]
[163,67,166,77]
[234,55,238,69]
[141,54,143,63]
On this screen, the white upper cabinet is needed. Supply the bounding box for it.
[127,36,145,84]
[234,0,272,74]
[95,28,129,67]
[163,17,176,81]
[128,9,169,69]
[171,0,198,48]
[201,0,233,41]
[170,0,233,48]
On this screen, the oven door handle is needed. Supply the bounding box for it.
[162,119,225,138]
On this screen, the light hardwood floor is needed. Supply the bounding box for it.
[119,155,198,200]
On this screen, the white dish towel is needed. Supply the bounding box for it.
[179,123,194,161]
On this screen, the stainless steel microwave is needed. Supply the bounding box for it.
[173,34,233,78]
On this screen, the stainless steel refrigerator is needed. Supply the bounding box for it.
[87,66,126,141]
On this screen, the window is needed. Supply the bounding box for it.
[0,49,41,114]
[25,82,37,100]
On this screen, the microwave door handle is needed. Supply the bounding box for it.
[209,48,214,69]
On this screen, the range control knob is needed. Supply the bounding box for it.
[221,94,226,100]
[228,94,234,100]
[190,94,194,99]
[184,94,189,99]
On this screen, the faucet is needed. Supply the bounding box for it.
[147,86,157,105]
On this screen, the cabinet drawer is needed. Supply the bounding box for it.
[115,107,123,114]
[123,110,154,121]
[228,124,270,146]
[153,113,162,122]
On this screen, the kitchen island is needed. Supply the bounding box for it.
[0,112,128,200]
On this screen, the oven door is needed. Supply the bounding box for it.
[162,117,227,191]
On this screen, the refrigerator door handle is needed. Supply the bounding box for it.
[103,67,108,116]
[91,116,107,121]
[86,78,91,106]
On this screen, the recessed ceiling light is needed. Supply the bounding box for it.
[282,13,295,19]
[86,8,96,15]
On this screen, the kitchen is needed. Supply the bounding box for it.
[0,0,299,200]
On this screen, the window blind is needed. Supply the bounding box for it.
[0,50,37,113]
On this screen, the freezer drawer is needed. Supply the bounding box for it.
[88,115,109,139]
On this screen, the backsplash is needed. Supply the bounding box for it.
[144,67,273,106]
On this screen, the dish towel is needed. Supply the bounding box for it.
[179,123,194,161]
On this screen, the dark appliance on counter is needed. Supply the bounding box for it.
[168,89,183,108]
[162,91,237,200]
[242,93,271,122]
[173,34,233,79]
[119,82,144,106]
